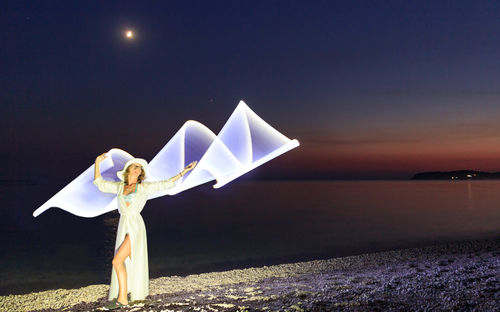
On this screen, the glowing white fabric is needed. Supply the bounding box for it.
[33,101,300,218]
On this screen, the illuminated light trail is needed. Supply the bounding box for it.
[33,101,300,218]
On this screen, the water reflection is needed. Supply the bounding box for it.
[466,182,474,211]
[102,214,119,261]
[2,180,500,295]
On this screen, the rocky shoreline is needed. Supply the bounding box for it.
[1,237,498,312]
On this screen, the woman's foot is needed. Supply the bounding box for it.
[116,295,128,305]
[102,298,128,310]
[118,299,128,306]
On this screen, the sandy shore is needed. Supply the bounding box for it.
[1,237,498,312]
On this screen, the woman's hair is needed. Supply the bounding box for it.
[124,165,146,184]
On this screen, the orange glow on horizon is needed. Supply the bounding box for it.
[271,138,500,176]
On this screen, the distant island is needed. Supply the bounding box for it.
[411,170,500,180]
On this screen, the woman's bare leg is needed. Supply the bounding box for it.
[112,234,131,305]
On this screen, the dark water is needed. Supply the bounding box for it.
[2,180,500,295]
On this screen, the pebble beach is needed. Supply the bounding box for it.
[1,237,498,312]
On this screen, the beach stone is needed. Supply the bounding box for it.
[1,237,499,311]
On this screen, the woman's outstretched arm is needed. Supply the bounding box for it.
[170,161,198,182]
[143,161,198,195]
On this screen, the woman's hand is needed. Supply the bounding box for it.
[95,153,107,163]
[182,161,198,175]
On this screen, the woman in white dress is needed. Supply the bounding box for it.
[93,153,197,310]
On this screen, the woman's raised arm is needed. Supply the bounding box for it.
[94,153,106,180]
[93,153,120,194]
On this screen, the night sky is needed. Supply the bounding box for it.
[3,1,500,181]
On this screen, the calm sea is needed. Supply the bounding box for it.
[2,180,500,295]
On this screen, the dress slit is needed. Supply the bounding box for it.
[127,233,133,262]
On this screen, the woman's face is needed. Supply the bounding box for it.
[127,163,143,180]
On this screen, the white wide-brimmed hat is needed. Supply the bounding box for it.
[117,158,148,181]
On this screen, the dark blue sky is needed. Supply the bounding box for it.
[3,1,500,180]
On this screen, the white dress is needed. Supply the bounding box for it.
[93,176,176,301]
